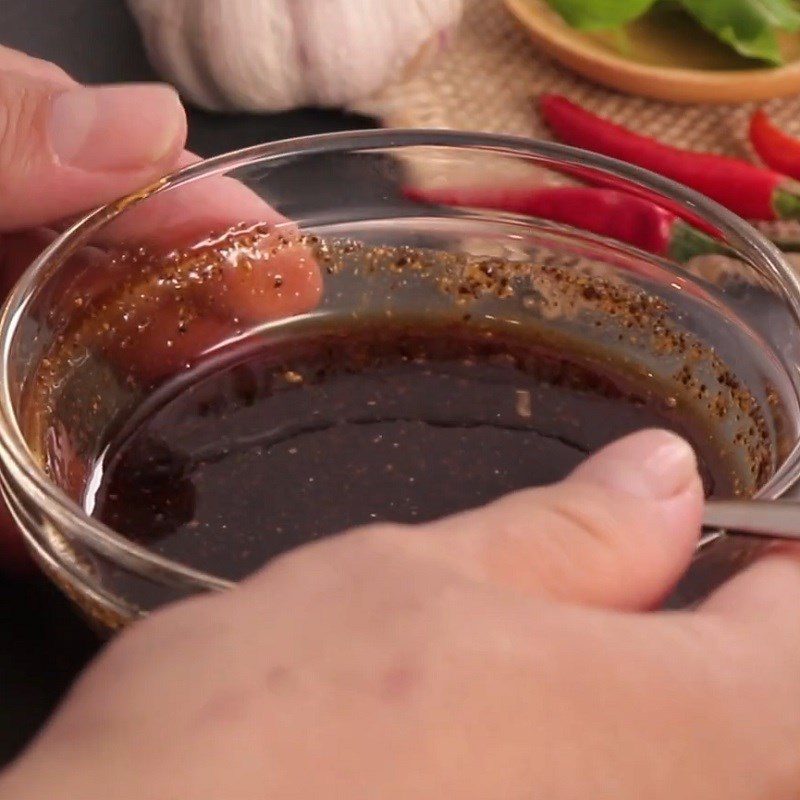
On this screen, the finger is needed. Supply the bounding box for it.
[0,50,279,245]
[0,44,73,85]
[45,227,322,386]
[0,150,286,300]
[415,429,704,609]
[0,70,186,230]
[0,55,73,86]
[97,151,287,249]
[699,548,800,655]
[0,49,277,244]
[693,552,800,788]
[96,237,322,385]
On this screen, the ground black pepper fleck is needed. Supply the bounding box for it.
[20,226,782,585]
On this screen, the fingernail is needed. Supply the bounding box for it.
[49,84,185,171]
[575,429,699,501]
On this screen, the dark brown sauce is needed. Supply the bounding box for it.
[87,320,742,581]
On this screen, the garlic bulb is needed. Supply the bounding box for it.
[126,0,464,113]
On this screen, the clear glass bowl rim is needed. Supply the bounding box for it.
[2,127,800,593]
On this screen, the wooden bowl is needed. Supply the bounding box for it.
[505,0,800,103]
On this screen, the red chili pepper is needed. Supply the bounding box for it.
[404,184,725,262]
[545,162,719,237]
[540,94,800,222]
[750,109,800,180]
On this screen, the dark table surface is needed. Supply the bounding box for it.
[0,0,375,766]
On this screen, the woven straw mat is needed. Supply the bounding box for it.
[351,0,800,259]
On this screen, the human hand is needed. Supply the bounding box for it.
[0,46,187,230]
[2,429,797,799]
[0,45,180,567]
[0,46,321,571]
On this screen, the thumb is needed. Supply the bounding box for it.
[417,429,704,610]
[699,547,800,658]
[0,70,186,230]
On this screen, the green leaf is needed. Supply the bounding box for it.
[544,0,800,64]
[678,0,800,64]
[747,0,800,30]
[543,0,657,30]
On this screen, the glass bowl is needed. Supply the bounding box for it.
[1,129,799,631]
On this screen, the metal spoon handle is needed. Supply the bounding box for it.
[703,499,800,541]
